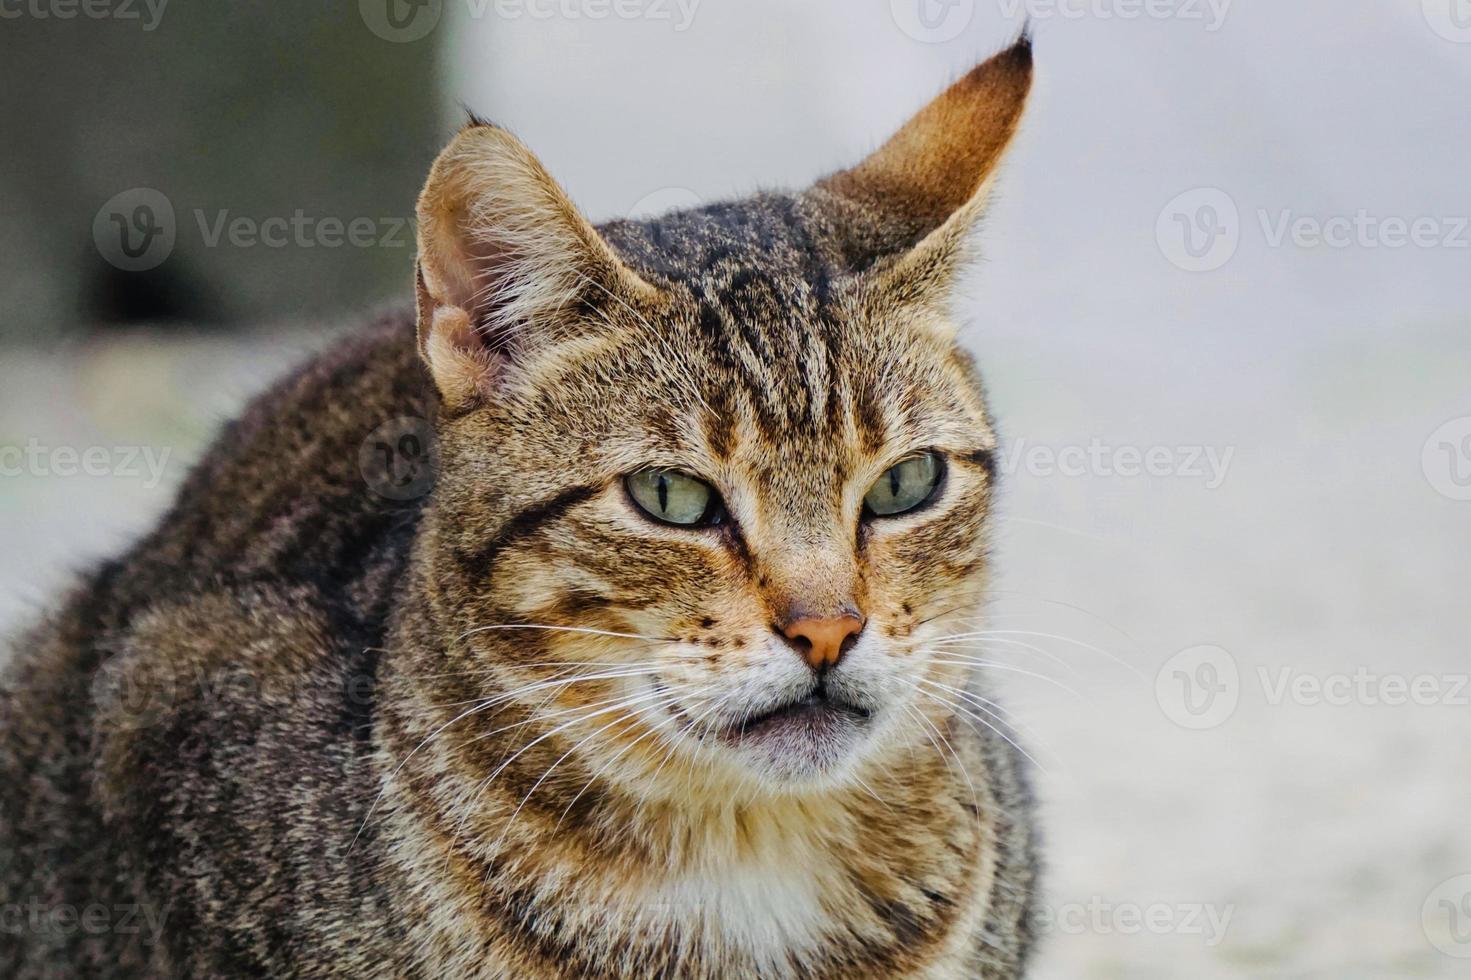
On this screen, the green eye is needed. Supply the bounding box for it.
[625,469,723,527]
[864,452,944,517]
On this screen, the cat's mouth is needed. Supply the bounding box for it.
[715,686,872,747]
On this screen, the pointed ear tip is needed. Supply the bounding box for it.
[1016,20,1035,51]
[1007,21,1035,60]
[962,30,1035,90]
[458,105,526,138]
[445,118,522,153]
[423,120,540,196]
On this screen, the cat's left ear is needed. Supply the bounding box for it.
[414,121,665,411]
[816,35,1033,313]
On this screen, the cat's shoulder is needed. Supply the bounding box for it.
[100,310,433,618]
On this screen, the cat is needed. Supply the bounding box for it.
[0,36,1039,979]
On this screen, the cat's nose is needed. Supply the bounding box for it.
[777,614,865,672]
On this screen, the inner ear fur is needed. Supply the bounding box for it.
[413,121,664,409]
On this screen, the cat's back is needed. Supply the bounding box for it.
[113,310,434,621]
[0,312,431,977]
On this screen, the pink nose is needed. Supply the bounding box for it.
[779,615,865,671]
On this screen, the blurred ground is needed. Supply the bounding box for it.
[3,309,1467,977]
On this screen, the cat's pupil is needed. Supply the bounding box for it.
[657,474,669,512]
[889,467,901,498]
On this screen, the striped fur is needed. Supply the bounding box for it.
[0,37,1039,978]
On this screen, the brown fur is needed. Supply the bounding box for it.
[1,37,1039,978]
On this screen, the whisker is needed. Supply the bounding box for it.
[352,692,508,850]
[901,702,981,817]
[919,677,1054,750]
[451,684,666,753]
[908,681,1053,776]
[910,593,985,629]
[352,665,668,848]
[928,628,1143,680]
[992,515,1115,543]
[423,660,717,707]
[482,689,689,861]
[411,653,707,683]
[450,686,682,854]
[554,688,714,829]
[923,635,1083,679]
[432,666,669,713]
[851,772,892,811]
[457,623,678,645]
[980,591,1151,655]
[923,655,1092,703]
[636,688,732,810]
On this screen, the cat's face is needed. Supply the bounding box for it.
[413,40,1030,795]
[430,251,997,788]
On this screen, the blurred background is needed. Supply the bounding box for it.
[3,1,1470,975]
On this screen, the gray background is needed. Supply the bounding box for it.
[3,1,1470,975]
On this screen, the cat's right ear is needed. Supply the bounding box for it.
[816,35,1033,315]
[414,121,664,411]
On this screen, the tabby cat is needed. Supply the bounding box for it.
[0,37,1039,979]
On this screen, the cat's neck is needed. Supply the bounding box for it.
[379,702,982,969]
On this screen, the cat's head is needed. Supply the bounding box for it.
[411,39,1032,794]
